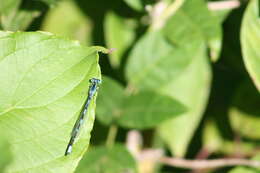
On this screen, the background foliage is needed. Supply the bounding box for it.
[0,0,259,173]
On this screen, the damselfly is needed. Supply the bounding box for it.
[65,78,101,156]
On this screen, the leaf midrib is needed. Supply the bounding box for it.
[0,50,96,116]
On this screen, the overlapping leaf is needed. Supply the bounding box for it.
[163,0,222,62]
[42,0,92,46]
[156,0,215,157]
[123,0,143,11]
[104,11,136,67]
[241,0,260,91]
[96,77,125,125]
[202,119,224,153]
[96,77,186,129]
[118,91,186,129]
[157,47,211,156]
[126,21,212,156]
[229,81,260,139]
[0,31,103,173]
[39,0,60,6]
[0,0,42,31]
[126,31,192,90]
[0,0,21,16]
[75,144,137,173]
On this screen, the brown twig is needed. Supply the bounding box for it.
[126,130,164,173]
[160,157,260,169]
[126,130,143,157]
[189,148,212,173]
[208,0,240,11]
[149,0,184,30]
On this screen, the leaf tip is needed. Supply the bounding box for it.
[90,46,110,54]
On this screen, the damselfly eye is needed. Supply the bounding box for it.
[89,78,94,83]
[96,79,102,84]
[89,78,101,84]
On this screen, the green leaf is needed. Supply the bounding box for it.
[157,0,215,156]
[0,0,21,29]
[229,81,260,139]
[157,50,211,157]
[118,91,187,129]
[210,9,232,24]
[0,31,103,173]
[124,0,143,11]
[0,0,21,15]
[75,144,137,173]
[0,1,43,31]
[228,155,260,173]
[126,31,191,90]
[219,140,257,156]
[241,0,260,92]
[42,0,92,46]
[202,119,224,153]
[104,11,135,67]
[163,0,222,62]
[96,76,125,125]
[0,135,12,172]
[39,0,59,6]
[229,167,257,173]
[96,76,186,129]
[126,30,211,156]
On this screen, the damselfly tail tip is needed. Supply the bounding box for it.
[65,145,73,156]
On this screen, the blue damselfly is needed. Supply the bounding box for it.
[65,78,101,156]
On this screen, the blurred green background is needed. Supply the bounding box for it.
[1,0,260,173]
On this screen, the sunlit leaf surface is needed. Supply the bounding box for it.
[0,31,102,173]
[241,0,260,92]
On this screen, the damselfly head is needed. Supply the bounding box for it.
[89,78,101,85]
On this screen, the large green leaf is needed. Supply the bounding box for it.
[0,135,12,172]
[96,76,186,129]
[0,0,43,31]
[241,0,260,92]
[163,0,222,62]
[126,31,192,90]
[0,31,103,173]
[104,11,136,67]
[75,144,137,173]
[118,91,186,129]
[229,81,260,139]
[157,0,214,157]
[157,47,211,156]
[96,76,125,125]
[126,29,211,156]
[123,0,143,11]
[42,0,92,46]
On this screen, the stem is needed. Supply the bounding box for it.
[189,148,212,173]
[106,124,118,147]
[150,0,184,30]
[207,0,240,11]
[160,157,260,169]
